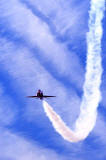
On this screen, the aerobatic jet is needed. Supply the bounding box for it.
[27,89,56,100]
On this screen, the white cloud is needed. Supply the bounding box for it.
[0,83,17,126]
[0,129,66,160]
[0,0,84,89]
[22,0,88,35]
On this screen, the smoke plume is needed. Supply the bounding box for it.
[43,0,105,142]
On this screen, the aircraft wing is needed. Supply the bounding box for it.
[43,95,56,98]
[27,96,38,98]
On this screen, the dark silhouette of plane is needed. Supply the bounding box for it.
[27,89,56,100]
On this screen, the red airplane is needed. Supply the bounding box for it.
[27,89,56,100]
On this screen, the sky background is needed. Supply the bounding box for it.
[0,0,106,160]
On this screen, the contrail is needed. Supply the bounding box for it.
[42,0,105,142]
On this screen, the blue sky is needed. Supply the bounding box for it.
[0,0,106,159]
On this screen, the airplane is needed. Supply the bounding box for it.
[27,89,56,100]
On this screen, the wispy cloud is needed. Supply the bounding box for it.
[0,83,17,126]
[20,0,89,36]
[0,129,66,160]
[0,0,84,89]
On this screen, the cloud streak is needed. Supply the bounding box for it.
[0,83,17,126]
[42,0,105,142]
[0,129,66,160]
[0,0,84,89]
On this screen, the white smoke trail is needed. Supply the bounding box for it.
[43,0,105,142]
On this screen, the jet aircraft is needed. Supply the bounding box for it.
[27,89,56,100]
